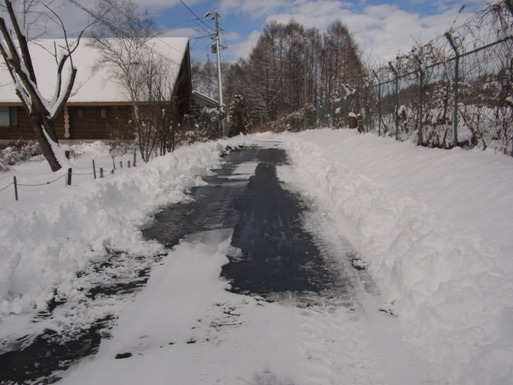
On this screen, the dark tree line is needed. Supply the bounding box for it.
[193,20,367,133]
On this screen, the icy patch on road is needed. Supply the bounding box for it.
[227,161,258,180]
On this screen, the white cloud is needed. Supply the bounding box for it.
[221,31,241,41]
[36,0,492,66]
[230,30,262,60]
[227,0,486,64]
[353,4,462,63]
[161,27,198,38]
[220,0,291,19]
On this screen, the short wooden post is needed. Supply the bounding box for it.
[120,161,123,168]
[67,168,72,186]
[112,156,116,170]
[100,168,104,178]
[92,159,97,179]
[133,150,137,167]
[13,176,18,201]
[128,160,131,168]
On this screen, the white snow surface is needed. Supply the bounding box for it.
[277,130,513,385]
[0,129,512,384]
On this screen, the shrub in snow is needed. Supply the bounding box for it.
[0,141,40,172]
[265,104,317,132]
[228,95,251,136]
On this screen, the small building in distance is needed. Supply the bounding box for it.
[0,37,192,144]
[191,91,219,113]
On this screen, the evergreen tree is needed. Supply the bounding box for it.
[228,95,251,136]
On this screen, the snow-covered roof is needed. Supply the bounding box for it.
[0,37,189,104]
[192,91,219,107]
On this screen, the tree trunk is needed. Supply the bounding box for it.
[30,114,62,172]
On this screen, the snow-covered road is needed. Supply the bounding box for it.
[56,140,431,385]
[2,130,512,384]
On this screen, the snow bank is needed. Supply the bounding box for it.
[277,129,513,385]
[0,139,246,317]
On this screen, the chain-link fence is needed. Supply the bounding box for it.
[359,0,513,156]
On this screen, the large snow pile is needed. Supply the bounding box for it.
[0,139,246,316]
[277,129,513,385]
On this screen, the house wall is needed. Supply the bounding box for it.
[175,42,193,121]
[0,105,133,143]
[1,42,192,143]
[0,106,32,140]
[68,106,132,140]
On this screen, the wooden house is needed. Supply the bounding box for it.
[0,37,192,144]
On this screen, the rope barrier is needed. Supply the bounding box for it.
[0,182,13,193]
[17,174,67,187]
[1,155,133,201]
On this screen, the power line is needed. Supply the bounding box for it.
[179,0,215,35]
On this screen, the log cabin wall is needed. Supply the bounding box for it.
[68,105,133,140]
[0,105,33,140]
[0,104,134,143]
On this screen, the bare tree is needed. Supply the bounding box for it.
[0,0,91,171]
[131,51,180,160]
[192,58,217,98]
[88,0,183,162]
[224,19,366,131]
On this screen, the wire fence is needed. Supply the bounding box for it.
[356,0,513,155]
[0,158,135,201]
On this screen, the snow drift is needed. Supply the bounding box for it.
[0,139,247,315]
[277,129,513,385]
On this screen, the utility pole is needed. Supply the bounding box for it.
[304,40,307,131]
[206,10,225,137]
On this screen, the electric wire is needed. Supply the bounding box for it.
[178,0,216,35]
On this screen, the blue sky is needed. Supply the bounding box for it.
[83,0,491,64]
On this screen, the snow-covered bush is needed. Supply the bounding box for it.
[265,104,317,132]
[0,141,40,172]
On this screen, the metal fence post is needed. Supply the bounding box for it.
[419,69,425,146]
[388,62,399,140]
[445,32,460,147]
[414,55,425,146]
[13,176,18,201]
[372,70,382,136]
[507,0,513,158]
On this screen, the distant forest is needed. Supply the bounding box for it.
[193,20,366,133]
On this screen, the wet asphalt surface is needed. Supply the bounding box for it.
[222,147,341,295]
[0,144,351,384]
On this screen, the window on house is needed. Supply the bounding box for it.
[99,107,107,119]
[0,106,18,127]
[77,108,84,119]
[0,107,9,126]
[10,108,18,126]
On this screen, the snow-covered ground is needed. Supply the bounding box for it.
[278,130,513,385]
[1,129,512,384]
